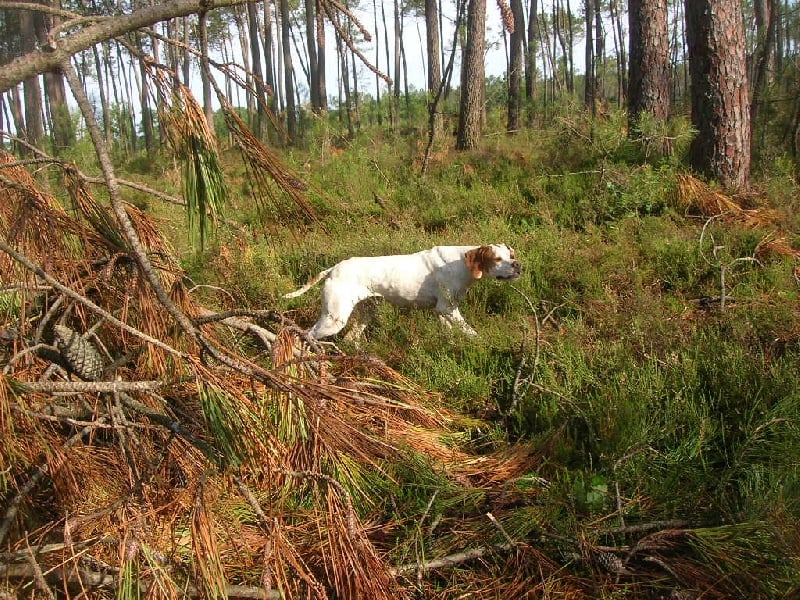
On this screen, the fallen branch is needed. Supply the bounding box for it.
[12,380,166,394]
[0,562,281,599]
[391,543,516,576]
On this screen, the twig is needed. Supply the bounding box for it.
[0,562,281,599]
[599,520,690,537]
[486,512,517,547]
[504,284,542,416]
[116,392,222,465]
[391,543,516,576]
[24,534,56,600]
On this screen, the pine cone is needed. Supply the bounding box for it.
[595,551,628,574]
[53,325,104,381]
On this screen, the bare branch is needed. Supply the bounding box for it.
[0,0,251,94]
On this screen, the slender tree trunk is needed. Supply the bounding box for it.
[553,2,570,94]
[393,0,401,107]
[750,0,775,156]
[628,0,670,127]
[9,85,26,154]
[584,0,594,111]
[182,17,191,89]
[373,0,383,124]
[304,0,321,111]
[525,0,538,121]
[425,0,442,135]
[19,8,44,150]
[380,0,394,128]
[594,0,604,103]
[507,0,524,132]
[336,26,354,138]
[33,1,74,153]
[610,0,627,105]
[351,49,360,131]
[198,11,214,131]
[685,0,751,191]
[247,1,266,137]
[315,0,327,108]
[263,1,279,117]
[565,0,574,94]
[280,0,297,141]
[456,0,486,149]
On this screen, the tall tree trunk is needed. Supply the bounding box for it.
[182,17,191,89]
[525,0,538,122]
[456,0,486,150]
[381,0,394,128]
[565,0,574,94]
[393,0,401,109]
[628,0,670,127]
[336,25,354,138]
[750,0,775,156]
[610,0,627,105]
[373,0,383,124]
[425,0,442,135]
[507,0,524,132]
[584,0,594,111]
[247,1,266,137]
[33,0,74,153]
[19,8,44,150]
[9,85,26,154]
[553,2,570,94]
[315,0,327,108]
[685,0,751,191]
[594,0,604,103]
[198,11,214,131]
[304,0,321,112]
[280,0,297,141]
[263,0,279,117]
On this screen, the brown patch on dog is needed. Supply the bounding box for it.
[464,245,497,279]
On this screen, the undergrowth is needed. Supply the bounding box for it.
[153,108,800,596]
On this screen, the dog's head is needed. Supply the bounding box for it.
[465,244,522,280]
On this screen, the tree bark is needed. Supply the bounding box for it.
[685,0,751,191]
[247,1,266,137]
[19,7,44,149]
[33,0,74,153]
[315,0,327,109]
[507,0,523,132]
[584,0,594,111]
[750,0,775,156]
[525,0,538,108]
[628,0,670,127]
[456,0,486,149]
[279,0,297,141]
[425,0,442,135]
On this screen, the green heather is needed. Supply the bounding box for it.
[169,101,800,596]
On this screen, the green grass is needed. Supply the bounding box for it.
[154,104,800,596]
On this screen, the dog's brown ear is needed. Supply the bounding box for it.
[464,246,494,279]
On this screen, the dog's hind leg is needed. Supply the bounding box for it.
[343,299,379,344]
[308,284,373,340]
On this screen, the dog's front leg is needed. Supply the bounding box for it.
[438,308,478,337]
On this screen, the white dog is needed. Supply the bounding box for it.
[283,244,521,339]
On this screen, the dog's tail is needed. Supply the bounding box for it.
[283,267,334,299]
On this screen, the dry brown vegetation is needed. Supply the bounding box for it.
[0,147,576,598]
